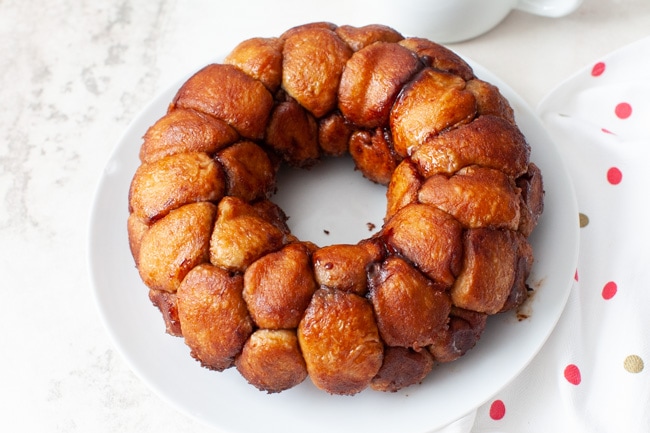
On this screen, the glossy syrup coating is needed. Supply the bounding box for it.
[235,329,308,393]
[243,242,317,329]
[136,202,217,293]
[176,264,253,371]
[312,242,383,296]
[127,22,544,395]
[369,256,451,349]
[139,109,239,164]
[417,165,522,230]
[370,346,435,392]
[209,197,287,273]
[128,152,225,223]
[298,288,384,395]
[410,115,529,178]
[172,64,273,139]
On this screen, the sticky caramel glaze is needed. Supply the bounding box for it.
[281,26,352,118]
[517,163,545,236]
[410,115,530,178]
[243,243,317,329]
[369,256,451,349]
[265,97,320,167]
[417,165,522,230]
[338,42,422,128]
[370,346,435,392]
[236,329,308,393]
[383,203,464,287]
[348,128,400,185]
[312,241,384,296]
[139,109,239,164]
[128,152,225,223]
[177,264,253,371]
[136,202,217,293]
[451,228,521,314]
[429,307,488,363]
[148,289,182,337]
[209,197,288,273]
[216,141,276,201]
[390,68,477,158]
[298,288,383,395]
[128,22,544,395]
[224,37,284,93]
[172,64,273,140]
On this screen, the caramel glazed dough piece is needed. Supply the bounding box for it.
[127,22,544,396]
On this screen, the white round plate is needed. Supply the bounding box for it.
[88,58,579,433]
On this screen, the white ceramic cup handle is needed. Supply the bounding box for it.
[515,0,582,17]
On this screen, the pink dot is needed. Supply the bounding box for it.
[574,269,579,281]
[489,400,506,420]
[615,102,632,119]
[602,281,617,300]
[591,61,606,77]
[601,128,614,134]
[564,364,582,385]
[607,167,622,185]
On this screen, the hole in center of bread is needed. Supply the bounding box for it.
[272,156,387,246]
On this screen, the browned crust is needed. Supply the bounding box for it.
[128,22,544,395]
[298,288,383,395]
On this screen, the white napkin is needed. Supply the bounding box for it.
[464,36,650,433]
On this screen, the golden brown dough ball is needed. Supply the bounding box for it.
[209,196,287,273]
[139,108,239,164]
[429,307,487,362]
[390,68,477,157]
[243,243,317,329]
[250,199,291,234]
[370,346,434,392]
[335,24,404,52]
[312,243,382,296]
[339,42,422,129]
[265,98,320,166]
[128,152,225,223]
[148,289,182,337]
[298,288,383,395]
[348,128,399,185]
[236,329,308,393]
[398,37,475,81]
[465,79,515,123]
[417,165,521,230]
[383,203,463,287]
[216,141,276,202]
[451,228,520,314]
[369,256,451,349]
[410,115,530,178]
[172,64,273,139]
[126,213,149,266]
[317,112,353,156]
[499,232,534,313]
[517,163,544,237]
[282,26,352,118]
[385,159,421,222]
[177,264,253,371]
[224,37,284,93]
[137,202,217,293]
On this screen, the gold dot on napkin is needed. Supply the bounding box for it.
[623,354,644,373]
[579,213,589,228]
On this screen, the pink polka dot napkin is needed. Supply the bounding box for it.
[468,36,650,433]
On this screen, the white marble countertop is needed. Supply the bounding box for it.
[1,1,649,432]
